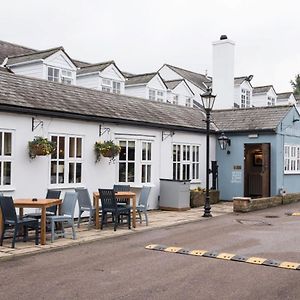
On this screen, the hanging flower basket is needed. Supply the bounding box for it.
[29,137,56,159]
[95,140,121,162]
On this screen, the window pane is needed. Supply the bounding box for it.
[173,145,176,161]
[119,162,126,182]
[69,163,74,183]
[51,161,57,184]
[59,137,65,159]
[58,162,64,183]
[173,162,176,180]
[128,162,135,182]
[76,163,82,183]
[177,145,180,161]
[128,141,135,160]
[142,165,146,183]
[4,133,12,156]
[119,141,126,161]
[0,133,2,156]
[177,163,180,180]
[186,146,190,161]
[3,161,11,185]
[142,143,146,161]
[51,136,57,159]
[0,162,1,184]
[148,143,151,160]
[147,165,151,183]
[76,138,82,158]
[69,137,75,158]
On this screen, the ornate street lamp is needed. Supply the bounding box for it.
[201,88,216,217]
[218,132,231,152]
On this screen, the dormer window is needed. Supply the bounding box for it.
[241,88,250,108]
[48,67,73,85]
[149,89,164,102]
[102,78,121,94]
[157,91,164,102]
[173,95,179,105]
[267,96,275,106]
[185,97,191,107]
[113,82,121,94]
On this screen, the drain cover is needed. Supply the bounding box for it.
[265,215,279,218]
[236,219,271,226]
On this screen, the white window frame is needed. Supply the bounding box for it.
[141,142,152,183]
[47,67,73,85]
[241,88,250,108]
[0,130,13,187]
[173,143,201,181]
[185,97,191,107]
[49,134,83,186]
[173,94,179,105]
[284,144,300,174]
[148,89,164,102]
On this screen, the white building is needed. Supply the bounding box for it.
[164,79,194,107]
[234,76,253,108]
[0,69,215,211]
[125,72,168,102]
[276,92,296,105]
[3,47,77,85]
[76,61,125,94]
[252,85,277,107]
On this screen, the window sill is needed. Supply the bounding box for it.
[48,184,85,190]
[117,183,155,188]
[284,172,300,175]
[0,186,16,192]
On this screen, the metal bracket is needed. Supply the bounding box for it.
[32,117,43,132]
[99,125,110,137]
[162,131,175,141]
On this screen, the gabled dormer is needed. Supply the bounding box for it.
[76,61,125,94]
[234,75,253,108]
[125,72,167,102]
[277,92,296,106]
[252,85,277,107]
[4,47,77,85]
[165,79,194,107]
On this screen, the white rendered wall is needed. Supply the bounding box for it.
[234,81,253,107]
[10,62,44,79]
[101,65,125,94]
[252,89,277,107]
[77,74,101,90]
[125,85,147,99]
[0,111,214,213]
[167,81,194,106]
[212,38,235,109]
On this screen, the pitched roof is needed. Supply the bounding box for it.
[162,64,210,91]
[77,61,115,75]
[234,75,253,85]
[253,85,274,94]
[277,92,293,100]
[5,46,68,66]
[212,106,291,132]
[125,72,158,86]
[0,40,36,65]
[164,79,183,90]
[72,59,90,68]
[0,70,210,133]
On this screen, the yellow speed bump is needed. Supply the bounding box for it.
[216,253,236,260]
[246,257,267,265]
[145,244,159,249]
[190,250,207,256]
[291,213,300,216]
[165,247,182,253]
[279,262,300,269]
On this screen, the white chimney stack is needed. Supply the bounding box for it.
[212,35,235,109]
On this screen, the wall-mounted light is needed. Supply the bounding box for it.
[218,132,231,154]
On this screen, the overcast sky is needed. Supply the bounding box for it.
[0,0,299,92]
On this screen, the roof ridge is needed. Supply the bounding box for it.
[79,60,115,69]
[127,72,157,78]
[213,105,291,113]
[253,85,273,89]
[6,46,64,59]
[165,63,208,78]
[0,40,37,51]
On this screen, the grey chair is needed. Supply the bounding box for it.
[136,186,151,226]
[47,192,77,242]
[0,192,3,196]
[113,184,130,206]
[75,188,97,229]
[0,196,39,248]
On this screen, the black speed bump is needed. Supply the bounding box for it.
[145,244,300,271]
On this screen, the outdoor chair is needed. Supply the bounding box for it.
[0,196,39,248]
[47,192,77,242]
[24,190,61,219]
[99,189,131,231]
[75,188,98,229]
[136,186,151,226]
[113,184,130,206]
[0,192,3,196]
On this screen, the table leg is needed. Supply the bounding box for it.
[41,207,46,245]
[94,195,100,229]
[132,195,136,228]
[0,208,3,240]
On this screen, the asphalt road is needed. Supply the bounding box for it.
[2,202,300,300]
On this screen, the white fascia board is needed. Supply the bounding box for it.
[76,71,100,78]
[7,59,43,67]
[125,83,147,87]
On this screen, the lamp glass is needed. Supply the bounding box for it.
[201,89,216,110]
[218,133,230,150]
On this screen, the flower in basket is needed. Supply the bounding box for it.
[94,140,121,162]
[28,137,56,159]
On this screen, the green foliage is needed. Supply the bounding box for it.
[94,140,121,162]
[290,74,300,96]
[28,137,56,158]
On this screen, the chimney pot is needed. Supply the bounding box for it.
[220,35,228,40]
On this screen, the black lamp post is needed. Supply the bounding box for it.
[201,88,216,218]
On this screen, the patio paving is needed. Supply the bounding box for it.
[0,202,233,261]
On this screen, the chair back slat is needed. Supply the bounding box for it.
[61,192,77,217]
[75,188,92,209]
[99,189,117,210]
[139,186,151,207]
[46,190,61,214]
[113,185,130,192]
[0,196,17,223]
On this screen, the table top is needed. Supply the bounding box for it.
[14,198,61,208]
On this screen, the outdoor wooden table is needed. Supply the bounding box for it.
[13,198,62,245]
[93,191,136,229]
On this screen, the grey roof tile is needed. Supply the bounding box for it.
[125,73,157,86]
[77,61,114,75]
[277,92,293,100]
[0,40,36,65]
[0,71,210,132]
[253,85,274,94]
[212,106,291,132]
[164,79,183,90]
